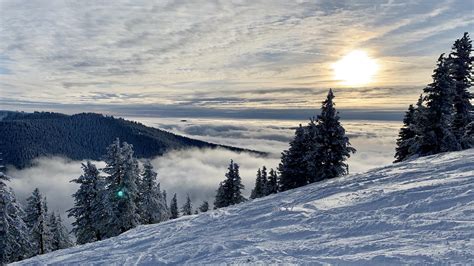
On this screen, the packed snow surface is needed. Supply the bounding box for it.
[14,150,474,265]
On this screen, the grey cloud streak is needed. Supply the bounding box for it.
[1,0,472,109]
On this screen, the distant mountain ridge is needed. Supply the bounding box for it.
[0,111,259,168]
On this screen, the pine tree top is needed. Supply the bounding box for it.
[318,89,339,122]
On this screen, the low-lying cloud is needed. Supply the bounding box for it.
[6,148,279,229]
[6,117,401,230]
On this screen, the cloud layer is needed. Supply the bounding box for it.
[1,0,472,112]
[6,117,400,230]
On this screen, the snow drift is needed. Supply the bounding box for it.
[14,149,474,265]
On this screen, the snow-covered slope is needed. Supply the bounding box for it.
[14,150,474,265]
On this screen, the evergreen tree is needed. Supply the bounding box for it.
[102,139,141,237]
[450,32,473,148]
[394,105,417,162]
[311,89,356,182]
[407,95,430,157]
[24,188,51,255]
[251,166,274,198]
[162,190,168,209]
[162,190,170,218]
[138,161,168,224]
[396,33,474,161]
[266,168,279,195]
[250,168,264,199]
[213,182,227,209]
[0,155,7,183]
[198,201,209,213]
[48,213,58,250]
[419,54,458,155]
[169,194,179,219]
[49,213,73,251]
[304,118,321,183]
[462,121,474,148]
[0,163,31,263]
[68,161,107,244]
[260,166,268,195]
[230,162,246,205]
[214,160,246,208]
[181,194,192,216]
[278,125,309,191]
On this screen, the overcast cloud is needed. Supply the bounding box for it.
[1,0,472,114]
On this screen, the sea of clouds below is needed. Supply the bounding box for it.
[7,117,400,229]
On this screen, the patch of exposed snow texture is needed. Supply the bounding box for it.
[13,149,474,265]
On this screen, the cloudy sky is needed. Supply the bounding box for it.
[4,0,472,226]
[1,0,473,117]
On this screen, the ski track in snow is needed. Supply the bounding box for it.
[13,149,474,265]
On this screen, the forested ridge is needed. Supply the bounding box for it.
[0,111,251,168]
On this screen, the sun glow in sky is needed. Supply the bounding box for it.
[332,50,379,86]
[0,0,472,113]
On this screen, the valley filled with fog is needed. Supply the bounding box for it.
[7,117,400,229]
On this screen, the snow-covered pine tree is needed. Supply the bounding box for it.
[68,161,107,244]
[449,32,473,148]
[102,139,141,237]
[162,190,168,208]
[394,104,417,162]
[230,161,246,205]
[24,188,52,255]
[57,214,73,249]
[265,168,278,195]
[250,168,264,199]
[162,190,171,218]
[181,194,192,216]
[407,95,430,157]
[48,212,58,250]
[214,162,233,208]
[169,193,179,219]
[214,160,246,208]
[462,121,474,148]
[0,162,32,264]
[198,201,209,213]
[420,54,458,155]
[260,166,268,196]
[157,184,170,221]
[49,213,73,251]
[278,125,309,191]
[138,160,168,224]
[213,182,227,209]
[304,118,321,183]
[312,89,356,181]
[0,155,7,182]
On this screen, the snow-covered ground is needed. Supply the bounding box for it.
[14,149,474,265]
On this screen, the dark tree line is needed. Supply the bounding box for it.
[395,33,473,162]
[0,112,244,169]
[250,166,278,199]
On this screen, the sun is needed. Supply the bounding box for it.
[332,50,379,86]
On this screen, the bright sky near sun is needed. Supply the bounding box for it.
[333,51,379,87]
[0,0,472,114]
